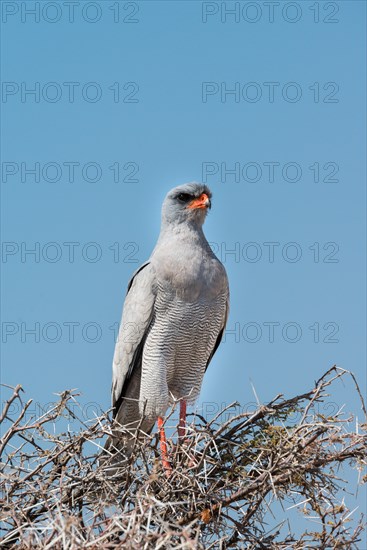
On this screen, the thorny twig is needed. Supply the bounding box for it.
[0,366,366,549]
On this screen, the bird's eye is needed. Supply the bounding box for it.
[176,193,192,202]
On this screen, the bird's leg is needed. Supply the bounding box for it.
[157,416,171,476]
[178,399,198,469]
[178,399,187,443]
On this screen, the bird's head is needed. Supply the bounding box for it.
[162,183,212,228]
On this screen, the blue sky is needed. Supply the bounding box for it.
[1,0,366,537]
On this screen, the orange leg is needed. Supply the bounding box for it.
[157,416,172,476]
[177,400,197,468]
[178,400,187,442]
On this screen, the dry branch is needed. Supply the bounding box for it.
[0,366,366,549]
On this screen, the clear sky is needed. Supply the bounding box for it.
[1,0,366,537]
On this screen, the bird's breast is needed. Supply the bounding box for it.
[153,249,226,303]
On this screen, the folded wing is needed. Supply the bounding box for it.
[112,262,156,418]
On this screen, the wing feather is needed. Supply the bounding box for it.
[205,295,229,372]
[112,262,156,417]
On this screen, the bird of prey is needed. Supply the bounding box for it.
[110,182,229,472]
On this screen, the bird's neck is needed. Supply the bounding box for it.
[158,220,206,246]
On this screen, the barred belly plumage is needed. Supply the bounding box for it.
[140,292,227,418]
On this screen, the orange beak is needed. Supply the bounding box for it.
[187,193,210,210]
